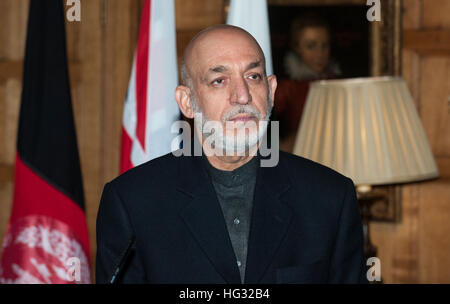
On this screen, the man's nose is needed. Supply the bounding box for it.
[230,78,252,105]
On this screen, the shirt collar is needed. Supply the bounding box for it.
[202,152,259,187]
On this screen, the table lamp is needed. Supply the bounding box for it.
[293,76,439,259]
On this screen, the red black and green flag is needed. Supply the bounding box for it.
[0,0,91,283]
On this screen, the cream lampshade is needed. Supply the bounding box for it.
[293,76,439,187]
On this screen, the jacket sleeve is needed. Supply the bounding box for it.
[95,182,147,283]
[328,177,368,284]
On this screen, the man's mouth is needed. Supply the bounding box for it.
[228,114,257,123]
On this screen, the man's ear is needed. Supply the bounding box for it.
[175,85,194,119]
[267,74,277,104]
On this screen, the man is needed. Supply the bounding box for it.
[96,25,367,284]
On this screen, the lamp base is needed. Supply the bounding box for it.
[358,191,384,284]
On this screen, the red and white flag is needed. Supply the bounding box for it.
[120,0,180,173]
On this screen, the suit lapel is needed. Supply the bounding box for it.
[177,154,241,284]
[244,158,293,283]
[175,149,293,284]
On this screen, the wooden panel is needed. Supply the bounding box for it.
[77,0,103,273]
[0,0,28,60]
[177,30,199,59]
[0,164,13,183]
[0,60,82,85]
[371,183,421,283]
[3,80,21,165]
[402,0,422,30]
[402,49,421,108]
[175,0,225,31]
[403,30,450,53]
[369,220,398,282]
[0,1,8,59]
[101,0,141,186]
[176,29,199,80]
[268,0,366,5]
[420,57,450,156]
[418,179,450,283]
[0,0,29,259]
[65,11,82,63]
[423,0,450,28]
[401,0,422,107]
[0,84,5,162]
[0,61,22,84]
[436,157,450,179]
[0,183,13,246]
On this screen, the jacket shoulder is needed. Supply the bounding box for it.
[109,151,179,191]
[277,152,358,227]
[278,151,353,190]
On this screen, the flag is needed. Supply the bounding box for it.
[226,0,274,76]
[120,0,180,173]
[0,0,90,284]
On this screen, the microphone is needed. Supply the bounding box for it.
[108,235,136,284]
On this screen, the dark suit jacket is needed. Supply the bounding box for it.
[96,150,367,284]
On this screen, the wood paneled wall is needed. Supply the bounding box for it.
[370,0,450,283]
[0,0,28,267]
[0,0,449,283]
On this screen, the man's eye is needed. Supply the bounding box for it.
[248,74,261,80]
[212,79,225,85]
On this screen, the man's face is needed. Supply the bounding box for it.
[186,30,277,153]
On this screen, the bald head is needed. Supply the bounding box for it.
[181,25,266,88]
[174,23,277,139]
